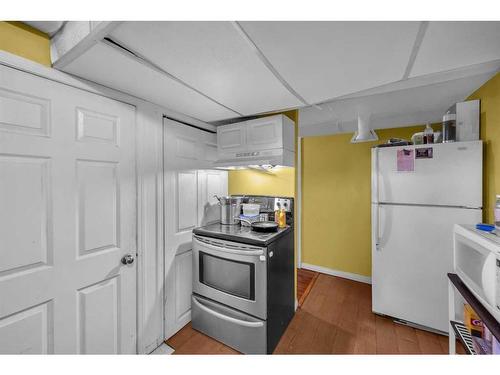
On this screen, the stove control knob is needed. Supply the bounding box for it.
[269,251,274,258]
[259,255,266,262]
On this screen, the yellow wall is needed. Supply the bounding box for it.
[0,21,51,66]
[468,72,500,223]
[228,167,295,197]
[301,124,440,277]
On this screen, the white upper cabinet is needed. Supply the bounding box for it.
[217,122,247,154]
[163,118,218,170]
[216,114,295,165]
[246,115,293,151]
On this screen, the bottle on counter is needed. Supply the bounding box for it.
[274,202,281,224]
[278,208,286,228]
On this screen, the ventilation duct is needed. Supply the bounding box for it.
[351,114,378,143]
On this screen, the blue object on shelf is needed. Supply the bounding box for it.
[476,223,495,232]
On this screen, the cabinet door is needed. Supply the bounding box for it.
[246,115,283,151]
[217,121,247,157]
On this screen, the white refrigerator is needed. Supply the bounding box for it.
[371,140,482,333]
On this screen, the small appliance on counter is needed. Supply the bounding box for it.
[191,196,294,354]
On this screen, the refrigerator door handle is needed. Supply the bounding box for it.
[376,204,381,251]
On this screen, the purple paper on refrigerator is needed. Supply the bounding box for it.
[397,149,414,172]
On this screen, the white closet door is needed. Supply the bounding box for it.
[163,170,198,339]
[0,65,136,354]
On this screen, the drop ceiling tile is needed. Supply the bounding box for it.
[239,21,420,104]
[61,42,239,122]
[410,21,500,77]
[109,21,303,115]
[299,71,496,137]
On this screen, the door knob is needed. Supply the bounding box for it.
[121,254,135,265]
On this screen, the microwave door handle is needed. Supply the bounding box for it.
[194,237,264,256]
[192,296,264,328]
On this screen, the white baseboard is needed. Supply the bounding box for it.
[301,263,372,284]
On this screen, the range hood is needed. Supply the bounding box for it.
[214,114,295,169]
[351,114,378,143]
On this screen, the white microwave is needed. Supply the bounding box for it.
[453,225,500,320]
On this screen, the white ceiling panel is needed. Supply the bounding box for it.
[109,21,303,116]
[239,21,421,104]
[61,42,239,122]
[411,22,500,78]
[299,71,496,137]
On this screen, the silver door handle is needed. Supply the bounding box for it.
[193,236,264,256]
[121,254,135,265]
[192,296,264,328]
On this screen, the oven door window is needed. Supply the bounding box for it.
[199,252,255,300]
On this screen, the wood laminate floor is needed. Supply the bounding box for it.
[167,273,464,354]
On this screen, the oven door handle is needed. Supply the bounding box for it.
[192,296,264,328]
[193,236,264,256]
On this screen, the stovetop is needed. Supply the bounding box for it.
[193,222,292,246]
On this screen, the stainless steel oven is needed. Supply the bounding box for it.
[192,235,267,319]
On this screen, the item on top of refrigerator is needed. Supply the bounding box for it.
[443,113,457,143]
[476,223,496,232]
[375,138,411,148]
[495,195,500,229]
[434,131,443,143]
[411,132,424,145]
[423,123,434,144]
[464,303,483,337]
[456,100,480,142]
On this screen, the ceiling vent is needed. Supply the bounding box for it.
[351,114,378,143]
